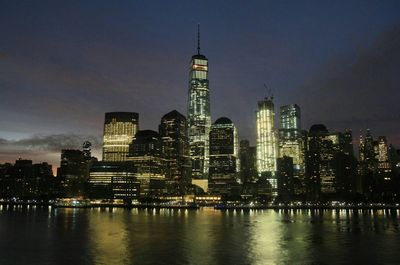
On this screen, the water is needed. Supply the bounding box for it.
[0,206,399,265]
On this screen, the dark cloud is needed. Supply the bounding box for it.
[0,134,101,153]
[0,134,102,168]
[296,25,400,145]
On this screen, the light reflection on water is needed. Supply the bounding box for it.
[0,207,399,265]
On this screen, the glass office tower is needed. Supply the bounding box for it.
[187,27,211,179]
[256,96,278,192]
[102,112,139,162]
[208,117,239,195]
[279,104,304,175]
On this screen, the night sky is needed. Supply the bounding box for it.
[1,0,400,170]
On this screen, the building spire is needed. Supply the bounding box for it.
[197,24,200,55]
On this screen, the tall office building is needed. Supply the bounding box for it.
[159,110,191,184]
[277,156,294,201]
[102,112,139,162]
[377,136,391,173]
[305,124,356,198]
[208,117,239,195]
[128,130,166,197]
[280,104,301,130]
[256,96,278,193]
[278,104,304,175]
[239,140,258,183]
[359,129,375,170]
[58,149,88,197]
[187,26,211,179]
[88,161,139,201]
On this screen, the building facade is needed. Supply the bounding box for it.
[277,156,294,201]
[208,117,239,195]
[128,130,166,197]
[187,28,211,179]
[102,112,139,162]
[159,110,191,191]
[278,104,304,177]
[305,125,356,199]
[256,96,278,193]
[58,149,89,197]
[88,161,139,201]
[239,140,258,184]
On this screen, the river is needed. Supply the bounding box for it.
[0,206,399,265]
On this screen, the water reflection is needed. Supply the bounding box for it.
[0,207,399,265]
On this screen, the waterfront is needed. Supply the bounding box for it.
[0,206,399,265]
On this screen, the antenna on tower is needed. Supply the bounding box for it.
[264,83,273,100]
[197,24,200,55]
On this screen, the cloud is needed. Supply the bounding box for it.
[296,25,400,144]
[0,134,101,153]
[0,134,102,168]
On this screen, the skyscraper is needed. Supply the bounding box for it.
[277,156,294,201]
[102,112,139,162]
[58,149,88,197]
[187,26,211,179]
[279,104,304,176]
[159,110,191,188]
[359,129,375,170]
[305,125,355,199]
[256,96,278,193]
[128,130,166,197]
[377,136,391,173]
[208,117,239,195]
[239,140,258,184]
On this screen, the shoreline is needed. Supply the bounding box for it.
[1,201,400,211]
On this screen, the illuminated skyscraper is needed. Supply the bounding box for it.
[279,104,304,176]
[256,96,278,193]
[208,117,239,195]
[128,130,166,197]
[280,104,300,130]
[377,136,391,175]
[305,125,336,196]
[187,25,211,179]
[102,112,139,162]
[305,125,356,199]
[159,110,191,189]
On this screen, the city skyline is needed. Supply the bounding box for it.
[1,1,400,169]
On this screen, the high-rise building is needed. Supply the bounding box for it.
[377,136,391,173]
[280,104,301,130]
[256,96,278,194]
[128,130,166,197]
[358,130,395,200]
[278,104,304,176]
[159,110,191,192]
[187,26,211,179]
[208,117,239,195]
[0,159,57,200]
[88,161,139,201]
[102,112,139,162]
[341,130,354,157]
[239,140,258,184]
[58,149,88,197]
[305,125,356,199]
[359,129,376,171]
[277,156,294,201]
